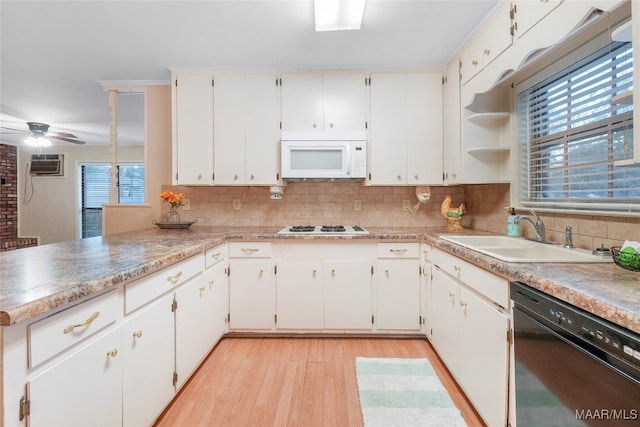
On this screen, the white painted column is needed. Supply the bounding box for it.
[108,90,119,204]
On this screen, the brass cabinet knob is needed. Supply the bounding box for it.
[133,330,143,339]
[106,348,118,358]
[197,174,203,180]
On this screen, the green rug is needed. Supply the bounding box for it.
[356,357,467,427]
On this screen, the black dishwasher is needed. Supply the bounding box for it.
[511,282,640,427]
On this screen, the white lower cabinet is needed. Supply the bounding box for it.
[276,261,324,329]
[122,293,175,427]
[229,242,275,330]
[324,260,373,330]
[374,243,421,331]
[431,248,510,427]
[420,244,433,338]
[175,266,225,389]
[28,327,123,427]
[272,242,374,331]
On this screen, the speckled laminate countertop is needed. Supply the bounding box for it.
[1,226,639,335]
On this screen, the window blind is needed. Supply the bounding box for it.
[518,41,640,211]
[80,163,145,238]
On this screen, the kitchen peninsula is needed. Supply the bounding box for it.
[1,226,639,427]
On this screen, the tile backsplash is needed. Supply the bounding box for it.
[163,182,465,229]
[164,182,639,251]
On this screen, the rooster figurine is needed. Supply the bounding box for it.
[441,195,466,231]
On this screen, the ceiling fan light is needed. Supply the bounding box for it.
[25,136,51,147]
[314,0,366,32]
[37,137,52,147]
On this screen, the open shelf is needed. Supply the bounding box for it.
[467,112,510,125]
[467,147,510,154]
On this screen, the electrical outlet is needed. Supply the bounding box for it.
[182,199,191,211]
[403,200,411,210]
[353,199,361,211]
[232,199,241,210]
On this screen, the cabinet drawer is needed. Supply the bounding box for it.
[125,254,203,313]
[229,242,272,258]
[376,243,419,259]
[28,290,120,367]
[205,244,227,269]
[433,248,508,308]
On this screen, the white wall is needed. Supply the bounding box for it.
[18,145,144,245]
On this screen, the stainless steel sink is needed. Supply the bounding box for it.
[440,235,612,263]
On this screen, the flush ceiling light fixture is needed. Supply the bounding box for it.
[314,0,366,31]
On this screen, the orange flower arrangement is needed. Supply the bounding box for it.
[160,190,185,209]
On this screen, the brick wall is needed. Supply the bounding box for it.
[0,144,37,251]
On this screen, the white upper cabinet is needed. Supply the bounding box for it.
[281,72,367,132]
[513,0,563,39]
[244,74,282,184]
[460,1,513,85]
[172,71,214,185]
[443,59,461,185]
[214,74,246,184]
[214,73,281,185]
[369,72,443,185]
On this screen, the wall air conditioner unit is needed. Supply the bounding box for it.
[29,154,64,176]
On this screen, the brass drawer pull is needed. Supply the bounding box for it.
[389,248,408,255]
[241,248,260,254]
[64,311,100,334]
[167,271,183,283]
[210,252,221,259]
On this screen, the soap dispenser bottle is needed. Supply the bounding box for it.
[507,208,520,237]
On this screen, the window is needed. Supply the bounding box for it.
[518,41,640,212]
[79,163,145,238]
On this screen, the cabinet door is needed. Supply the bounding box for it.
[213,74,246,185]
[443,59,461,185]
[375,259,420,331]
[430,268,460,378]
[406,73,443,185]
[123,293,175,426]
[175,273,218,389]
[515,0,563,39]
[174,72,214,185]
[229,259,275,330]
[281,73,323,131]
[369,73,408,184]
[276,261,324,329]
[458,286,509,427]
[245,73,282,184]
[28,328,122,427]
[324,261,372,330]
[209,258,229,344]
[420,260,433,338]
[323,73,368,131]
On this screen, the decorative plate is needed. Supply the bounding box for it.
[152,220,197,229]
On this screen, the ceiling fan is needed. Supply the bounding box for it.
[0,121,86,146]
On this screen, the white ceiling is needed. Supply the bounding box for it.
[0,0,500,147]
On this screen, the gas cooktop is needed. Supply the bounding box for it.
[278,225,369,235]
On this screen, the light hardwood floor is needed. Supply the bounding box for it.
[154,337,484,427]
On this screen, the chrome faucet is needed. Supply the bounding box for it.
[514,210,546,242]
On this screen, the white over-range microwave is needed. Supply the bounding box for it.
[280,131,367,180]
